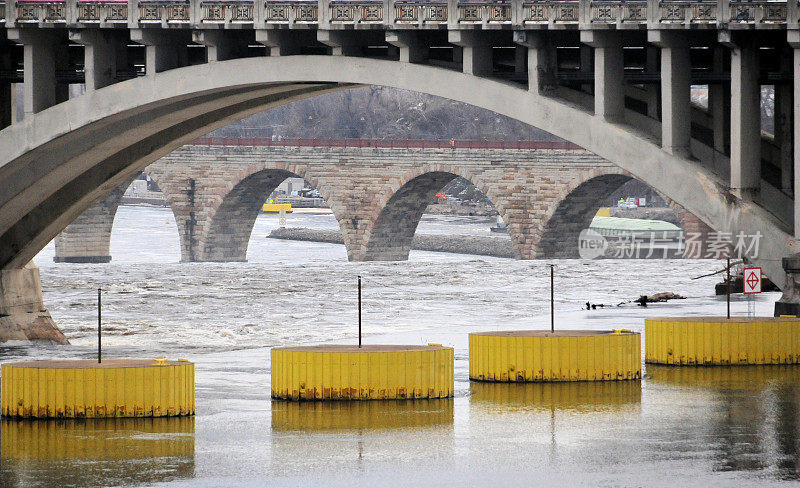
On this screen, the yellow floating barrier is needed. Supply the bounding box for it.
[271,345,454,400]
[469,330,641,382]
[0,359,195,418]
[644,317,800,365]
[272,398,454,431]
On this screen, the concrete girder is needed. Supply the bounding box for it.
[0,56,794,287]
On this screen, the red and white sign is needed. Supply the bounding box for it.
[743,267,762,294]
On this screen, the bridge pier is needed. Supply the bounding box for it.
[53,181,131,263]
[0,263,68,344]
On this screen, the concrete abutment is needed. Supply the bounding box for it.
[0,262,68,344]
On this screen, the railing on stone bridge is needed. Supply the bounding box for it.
[189,137,584,150]
[4,0,797,28]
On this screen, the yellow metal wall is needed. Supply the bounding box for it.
[468,333,641,382]
[645,318,800,365]
[271,347,454,400]
[0,363,195,418]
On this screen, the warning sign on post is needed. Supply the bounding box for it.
[743,267,762,294]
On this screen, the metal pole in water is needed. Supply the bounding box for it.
[358,275,362,348]
[726,257,731,319]
[97,288,102,363]
[550,264,554,333]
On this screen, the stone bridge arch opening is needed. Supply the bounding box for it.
[535,174,713,259]
[362,171,514,261]
[53,172,182,264]
[186,166,350,263]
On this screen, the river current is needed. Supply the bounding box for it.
[0,206,796,487]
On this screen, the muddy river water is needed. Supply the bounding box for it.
[0,206,796,487]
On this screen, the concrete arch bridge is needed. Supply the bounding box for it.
[1,0,800,332]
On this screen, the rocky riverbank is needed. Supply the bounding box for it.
[268,227,517,258]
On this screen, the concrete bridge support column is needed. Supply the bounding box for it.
[710,45,731,155]
[0,262,68,344]
[649,31,690,157]
[644,46,660,120]
[53,182,130,263]
[131,29,190,74]
[0,39,12,129]
[318,31,363,56]
[448,31,492,76]
[256,30,307,56]
[194,30,254,61]
[7,29,67,116]
[386,31,428,63]
[789,31,800,238]
[726,36,761,195]
[69,30,127,91]
[514,31,556,95]
[581,31,624,120]
[193,30,235,62]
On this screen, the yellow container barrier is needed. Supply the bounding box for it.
[272,398,454,431]
[468,330,641,382]
[271,345,454,400]
[0,359,195,418]
[644,317,800,365]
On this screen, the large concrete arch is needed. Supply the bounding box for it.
[0,56,795,284]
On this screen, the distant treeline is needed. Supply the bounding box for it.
[207,86,559,141]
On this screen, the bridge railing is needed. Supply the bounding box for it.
[393,1,448,24]
[329,1,383,23]
[4,0,796,28]
[263,1,317,23]
[521,1,579,25]
[76,0,128,23]
[189,137,584,150]
[199,1,254,23]
[589,0,647,24]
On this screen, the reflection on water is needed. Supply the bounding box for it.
[469,381,642,413]
[269,399,456,477]
[271,399,454,432]
[648,365,800,480]
[0,417,195,488]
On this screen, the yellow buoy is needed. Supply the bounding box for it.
[469,330,641,382]
[1,359,195,418]
[270,345,454,400]
[645,317,800,365]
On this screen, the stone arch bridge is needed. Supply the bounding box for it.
[54,138,710,263]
